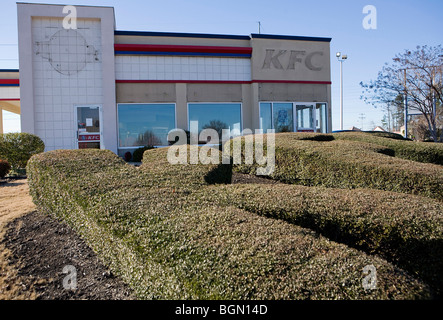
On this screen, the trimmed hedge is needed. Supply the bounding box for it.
[26,148,432,299]
[0,159,11,178]
[207,183,443,296]
[0,132,45,171]
[333,132,443,165]
[364,131,410,140]
[231,133,443,200]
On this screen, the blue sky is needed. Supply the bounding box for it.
[1,0,442,132]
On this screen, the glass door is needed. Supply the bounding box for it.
[75,105,102,149]
[295,103,315,132]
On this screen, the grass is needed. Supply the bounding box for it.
[26,148,434,299]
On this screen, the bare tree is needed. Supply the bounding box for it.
[361,45,443,142]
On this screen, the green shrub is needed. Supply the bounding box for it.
[132,146,154,162]
[26,148,432,299]
[0,159,11,178]
[231,133,443,200]
[140,145,232,187]
[333,132,443,165]
[208,183,443,296]
[0,133,45,171]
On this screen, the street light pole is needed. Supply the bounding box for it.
[404,69,408,139]
[336,52,347,130]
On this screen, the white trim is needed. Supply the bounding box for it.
[116,102,177,149]
[314,102,328,133]
[294,102,316,131]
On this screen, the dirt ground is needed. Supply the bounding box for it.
[0,178,37,299]
[0,178,133,300]
[0,173,275,300]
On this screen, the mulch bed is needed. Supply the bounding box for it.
[2,211,134,300]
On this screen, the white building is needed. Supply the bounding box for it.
[2,3,333,157]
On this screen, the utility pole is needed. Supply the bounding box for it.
[358,113,366,131]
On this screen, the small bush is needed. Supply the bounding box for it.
[0,159,11,178]
[132,146,154,162]
[0,133,45,171]
[124,151,132,162]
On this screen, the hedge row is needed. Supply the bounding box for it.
[231,133,443,200]
[333,132,443,165]
[207,183,443,295]
[0,159,11,178]
[26,148,432,299]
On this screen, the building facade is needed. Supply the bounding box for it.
[13,3,332,157]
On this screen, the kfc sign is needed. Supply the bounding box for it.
[262,49,324,71]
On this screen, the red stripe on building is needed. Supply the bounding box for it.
[116,80,251,84]
[252,80,332,85]
[114,44,252,55]
[116,79,331,85]
[0,79,20,85]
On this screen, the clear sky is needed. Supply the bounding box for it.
[1,0,442,132]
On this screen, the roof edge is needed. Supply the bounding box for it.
[115,30,251,40]
[251,33,332,42]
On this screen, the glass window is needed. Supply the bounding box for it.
[260,102,328,133]
[259,103,272,132]
[260,102,294,133]
[296,104,314,130]
[316,103,328,133]
[273,103,293,133]
[188,103,242,137]
[118,103,176,147]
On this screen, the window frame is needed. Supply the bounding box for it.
[187,102,244,136]
[259,101,329,133]
[117,102,177,149]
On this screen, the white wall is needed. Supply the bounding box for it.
[18,3,117,153]
[115,56,251,82]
